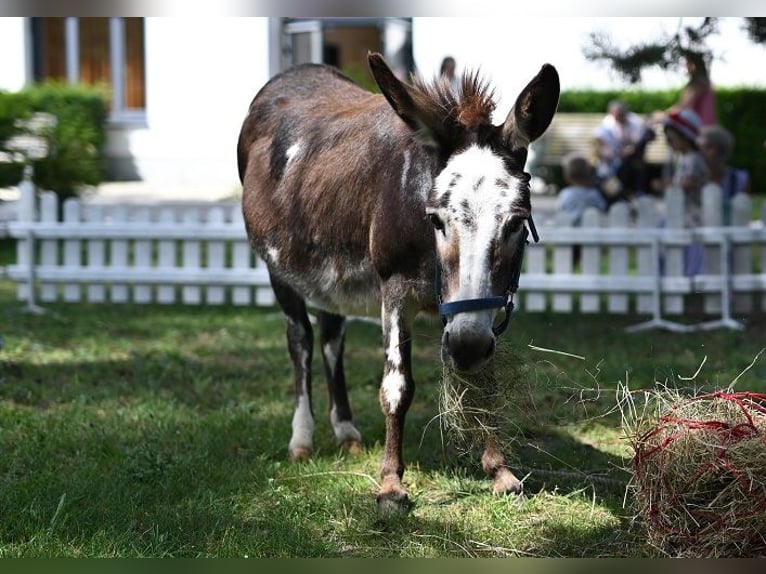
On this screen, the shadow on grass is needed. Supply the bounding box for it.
[0,298,701,557]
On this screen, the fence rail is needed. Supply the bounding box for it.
[5,178,766,331]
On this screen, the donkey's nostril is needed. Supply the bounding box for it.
[445,331,495,372]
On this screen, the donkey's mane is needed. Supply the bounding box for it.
[413,70,496,131]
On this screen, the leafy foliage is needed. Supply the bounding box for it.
[583,18,719,84]
[0,83,108,199]
[743,17,766,44]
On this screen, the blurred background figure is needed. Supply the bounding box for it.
[669,53,717,127]
[593,99,655,201]
[653,108,709,276]
[439,56,459,93]
[697,124,750,225]
[556,152,608,226]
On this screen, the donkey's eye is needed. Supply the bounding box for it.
[427,213,445,233]
[502,215,524,242]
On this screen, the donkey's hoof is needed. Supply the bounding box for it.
[492,468,523,496]
[289,446,312,461]
[342,439,364,455]
[376,490,411,517]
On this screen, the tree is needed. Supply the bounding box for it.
[583,17,766,85]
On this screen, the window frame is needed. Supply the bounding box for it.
[31,17,147,127]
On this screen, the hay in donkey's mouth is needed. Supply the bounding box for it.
[439,340,528,454]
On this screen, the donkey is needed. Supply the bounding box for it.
[238,53,559,514]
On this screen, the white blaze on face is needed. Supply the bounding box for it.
[431,145,524,325]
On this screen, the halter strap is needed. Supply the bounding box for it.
[436,215,538,337]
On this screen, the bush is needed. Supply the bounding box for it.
[557,87,766,193]
[0,83,108,199]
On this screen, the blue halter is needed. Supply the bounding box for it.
[436,215,538,337]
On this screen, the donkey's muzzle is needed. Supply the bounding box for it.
[442,329,496,373]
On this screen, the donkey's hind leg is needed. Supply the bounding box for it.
[270,274,315,461]
[317,311,362,454]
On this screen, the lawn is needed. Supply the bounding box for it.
[1,273,765,557]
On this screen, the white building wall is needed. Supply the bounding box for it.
[107,17,271,189]
[0,18,28,92]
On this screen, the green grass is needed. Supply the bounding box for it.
[1,276,765,557]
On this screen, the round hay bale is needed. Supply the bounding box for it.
[629,390,766,557]
[439,340,528,454]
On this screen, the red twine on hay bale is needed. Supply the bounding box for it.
[632,391,766,555]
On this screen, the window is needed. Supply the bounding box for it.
[31,17,146,123]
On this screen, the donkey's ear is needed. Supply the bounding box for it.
[501,64,560,151]
[368,52,446,149]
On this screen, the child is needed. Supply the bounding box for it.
[556,152,607,226]
[653,109,709,223]
[653,108,709,276]
[697,124,750,225]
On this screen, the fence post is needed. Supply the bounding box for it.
[62,198,82,302]
[85,204,106,303]
[133,207,153,303]
[552,210,573,312]
[182,207,202,305]
[606,202,630,313]
[702,183,723,314]
[206,206,226,305]
[763,199,766,313]
[730,192,753,313]
[110,205,129,303]
[663,187,686,315]
[15,171,36,305]
[157,207,177,304]
[231,207,253,306]
[635,195,659,315]
[579,207,602,313]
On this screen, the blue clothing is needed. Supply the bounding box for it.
[556,185,608,226]
[720,167,749,225]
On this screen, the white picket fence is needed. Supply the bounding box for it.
[7,179,274,309]
[5,178,766,331]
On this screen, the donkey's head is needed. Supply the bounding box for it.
[369,54,559,372]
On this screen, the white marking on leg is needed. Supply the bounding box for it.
[289,392,314,453]
[330,405,362,444]
[385,309,401,369]
[322,323,345,376]
[381,370,406,414]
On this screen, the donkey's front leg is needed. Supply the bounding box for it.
[482,436,522,495]
[377,297,416,515]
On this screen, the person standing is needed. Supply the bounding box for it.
[668,53,717,127]
[439,56,459,93]
[697,124,750,225]
[593,99,654,199]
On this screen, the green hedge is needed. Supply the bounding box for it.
[557,87,766,194]
[0,83,108,199]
